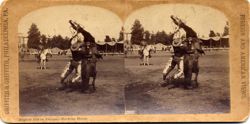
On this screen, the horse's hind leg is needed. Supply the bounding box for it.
[143,55,147,66]
[193,59,199,88]
[193,66,199,88]
[91,64,97,92]
[183,56,193,89]
[193,72,199,88]
[40,60,43,69]
[92,76,96,91]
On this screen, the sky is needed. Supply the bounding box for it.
[124,4,228,38]
[18,4,228,42]
[18,5,123,42]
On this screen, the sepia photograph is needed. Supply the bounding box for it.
[18,4,230,116]
[0,0,248,122]
[18,6,126,115]
[123,4,230,114]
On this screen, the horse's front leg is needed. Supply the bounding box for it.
[44,60,46,69]
[146,56,149,65]
[92,63,97,91]
[40,60,43,69]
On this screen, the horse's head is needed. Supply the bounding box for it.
[41,49,49,55]
[183,37,205,55]
[145,45,154,51]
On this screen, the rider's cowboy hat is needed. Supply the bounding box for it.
[71,41,83,51]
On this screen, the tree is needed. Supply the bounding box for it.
[150,33,156,44]
[104,35,112,42]
[130,19,144,45]
[40,34,47,48]
[50,35,70,50]
[112,38,116,42]
[222,22,229,36]
[144,30,151,43]
[27,23,41,49]
[118,27,124,41]
[216,32,221,37]
[154,31,168,44]
[209,30,216,37]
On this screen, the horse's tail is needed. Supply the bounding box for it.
[197,49,205,55]
[95,53,103,60]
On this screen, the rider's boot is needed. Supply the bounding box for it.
[58,78,67,90]
[163,74,167,80]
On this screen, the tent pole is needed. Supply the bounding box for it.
[115,43,117,54]
[220,38,222,48]
[106,43,107,56]
[210,39,212,49]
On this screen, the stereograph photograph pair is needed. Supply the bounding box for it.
[0,0,249,123]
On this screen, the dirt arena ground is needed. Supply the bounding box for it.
[20,55,126,115]
[124,50,230,114]
[19,50,230,116]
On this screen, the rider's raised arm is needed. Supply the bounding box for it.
[69,20,79,31]
[69,20,96,43]
[171,16,198,38]
[170,15,180,26]
[171,16,186,29]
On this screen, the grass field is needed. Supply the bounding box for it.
[19,50,230,115]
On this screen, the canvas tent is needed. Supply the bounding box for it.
[153,43,168,51]
[96,41,124,53]
[200,35,229,48]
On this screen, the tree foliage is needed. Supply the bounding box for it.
[118,27,124,41]
[130,19,144,45]
[209,30,216,37]
[27,23,41,49]
[144,30,151,42]
[222,22,229,36]
[49,35,71,50]
[104,35,112,42]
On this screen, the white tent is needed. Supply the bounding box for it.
[153,43,168,51]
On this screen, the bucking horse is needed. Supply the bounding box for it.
[182,37,204,88]
[68,20,102,93]
[170,15,205,89]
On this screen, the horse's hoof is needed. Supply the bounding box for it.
[167,84,176,89]
[58,86,67,91]
[193,83,199,88]
[81,89,91,94]
[160,82,168,87]
[183,85,193,90]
